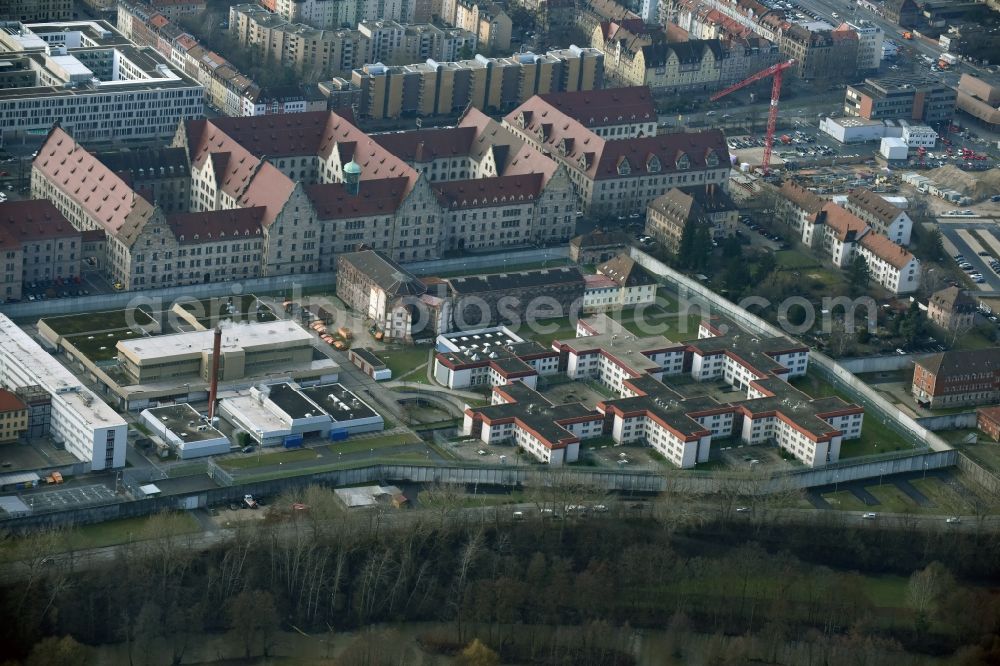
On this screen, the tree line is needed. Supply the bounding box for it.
[1,484,999,665]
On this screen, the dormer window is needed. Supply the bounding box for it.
[675,152,690,170]
[647,154,661,173]
[617,157,631,176]
[705,150,720,167]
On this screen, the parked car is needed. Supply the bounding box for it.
[862,512,878,520]
[946,516,961,524]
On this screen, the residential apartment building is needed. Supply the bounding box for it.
[148,0,205,21]
[0,315,127,470]
[844,187,913,246]
[505,91,729,216]
[841,20,883,73]
[927,286,977,333]
[441,0,512,52]
[777,190,919,295]
[855,232,920,295]
[845,75,958,125]
[780,25,858,81]
[912,349,1000,409]
[352,45,604,119]
[776,180,825,247]
[0,200,82,302]
[0,20,203,142]
[359,20,477,65]
[0,0,71,21]
[241,84,329,117]
[593,254,657,307]
[0,389,28,443]
[645,184,738,253]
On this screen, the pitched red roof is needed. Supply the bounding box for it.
[371,127,478,163]
[34,127,155,242]
[859,232,914,269]
[433,174,545,209]
[166,207,266,244]
[816,203,867,242]
[304,178,410,220]
[534,86,656,129]
[0,389,27,414]
[0,200,78,243]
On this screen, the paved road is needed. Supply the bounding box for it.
[4,497,998,585]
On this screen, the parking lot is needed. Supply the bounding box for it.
[940,224,1000,291]
[22,483,119,511]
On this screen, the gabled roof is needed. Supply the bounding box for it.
[305,178,410,220]
[847,188,905,225]
[0,200,78,244]
[929,286,977,314]
[534,87,656,129]
[339,248,426,298]
[433,174,545,210]
[643,40,723,68]
[370,127,478,163]
[914,348,1000,380]
[33,127,155,242]
[570,229,631,249]
[779,180,824,214]
[815,203,867,243]
[858,232,915,269]
[166,207,265,244]
[598,254,656,288]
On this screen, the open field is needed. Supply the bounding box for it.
[42,308,154,336]
[821,490,867,511]
[774,249,822,270]
[377,346,431,380]
[65,328,146,362]
[219,448,319,471]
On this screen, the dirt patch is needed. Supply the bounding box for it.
[927,165,1000,200]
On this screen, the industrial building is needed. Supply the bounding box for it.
[219,382,383,447]
[0,314,127,470]
[140,403,231,459]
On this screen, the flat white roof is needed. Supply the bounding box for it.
[119,320,313,362]
[48,54,92,77]
[0,315,125,430]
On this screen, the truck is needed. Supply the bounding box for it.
[939,53,958,66]
[902,32,913,40]
[243,494,258,509]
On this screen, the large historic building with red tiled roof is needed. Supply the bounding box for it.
[31,106,574,290]
[503,89,730,217]
[0,200,82,302]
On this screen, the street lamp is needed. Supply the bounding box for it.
[923,461,928,479]
[834,473,840,493]
[879,464,885,486]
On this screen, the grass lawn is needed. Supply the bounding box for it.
[219,447,319,470]
[909,477,970,513]
[41,308,154,336]
[69,513,200,550]
[330,432,421,455]
[65,328,145,362]
[864,575,909,608]
[774,249,821,270]
[952,329,998,351]
[167,463,208,478]
[790,373,914,457]
[821,490,867,511]
[377,346,430,378]
[865,484,918,513]
[952,437,1000,476]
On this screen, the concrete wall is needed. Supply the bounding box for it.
[955,452,1000,497]
[915,412,979,431]
[627,247,952,454]
[839,354,916,373]
[0,247,570,321]
[1,448,964,532]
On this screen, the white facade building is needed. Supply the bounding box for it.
[880,137,909,160]
[0,314,127,470]
[845,20,883,72]
[0,21,203,142]
[901,123,937,148]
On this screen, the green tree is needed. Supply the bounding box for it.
[458,43,475,60]
[690,223,713,271]
[899,300,925,346]
[227,589,280,660]
[723,261,752,298]
[848,255,870,295]
[754,253,778,282]
[457,638,500,666]
[26,636,89,666]
[916,227,945,262]
[721,234,743,260]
